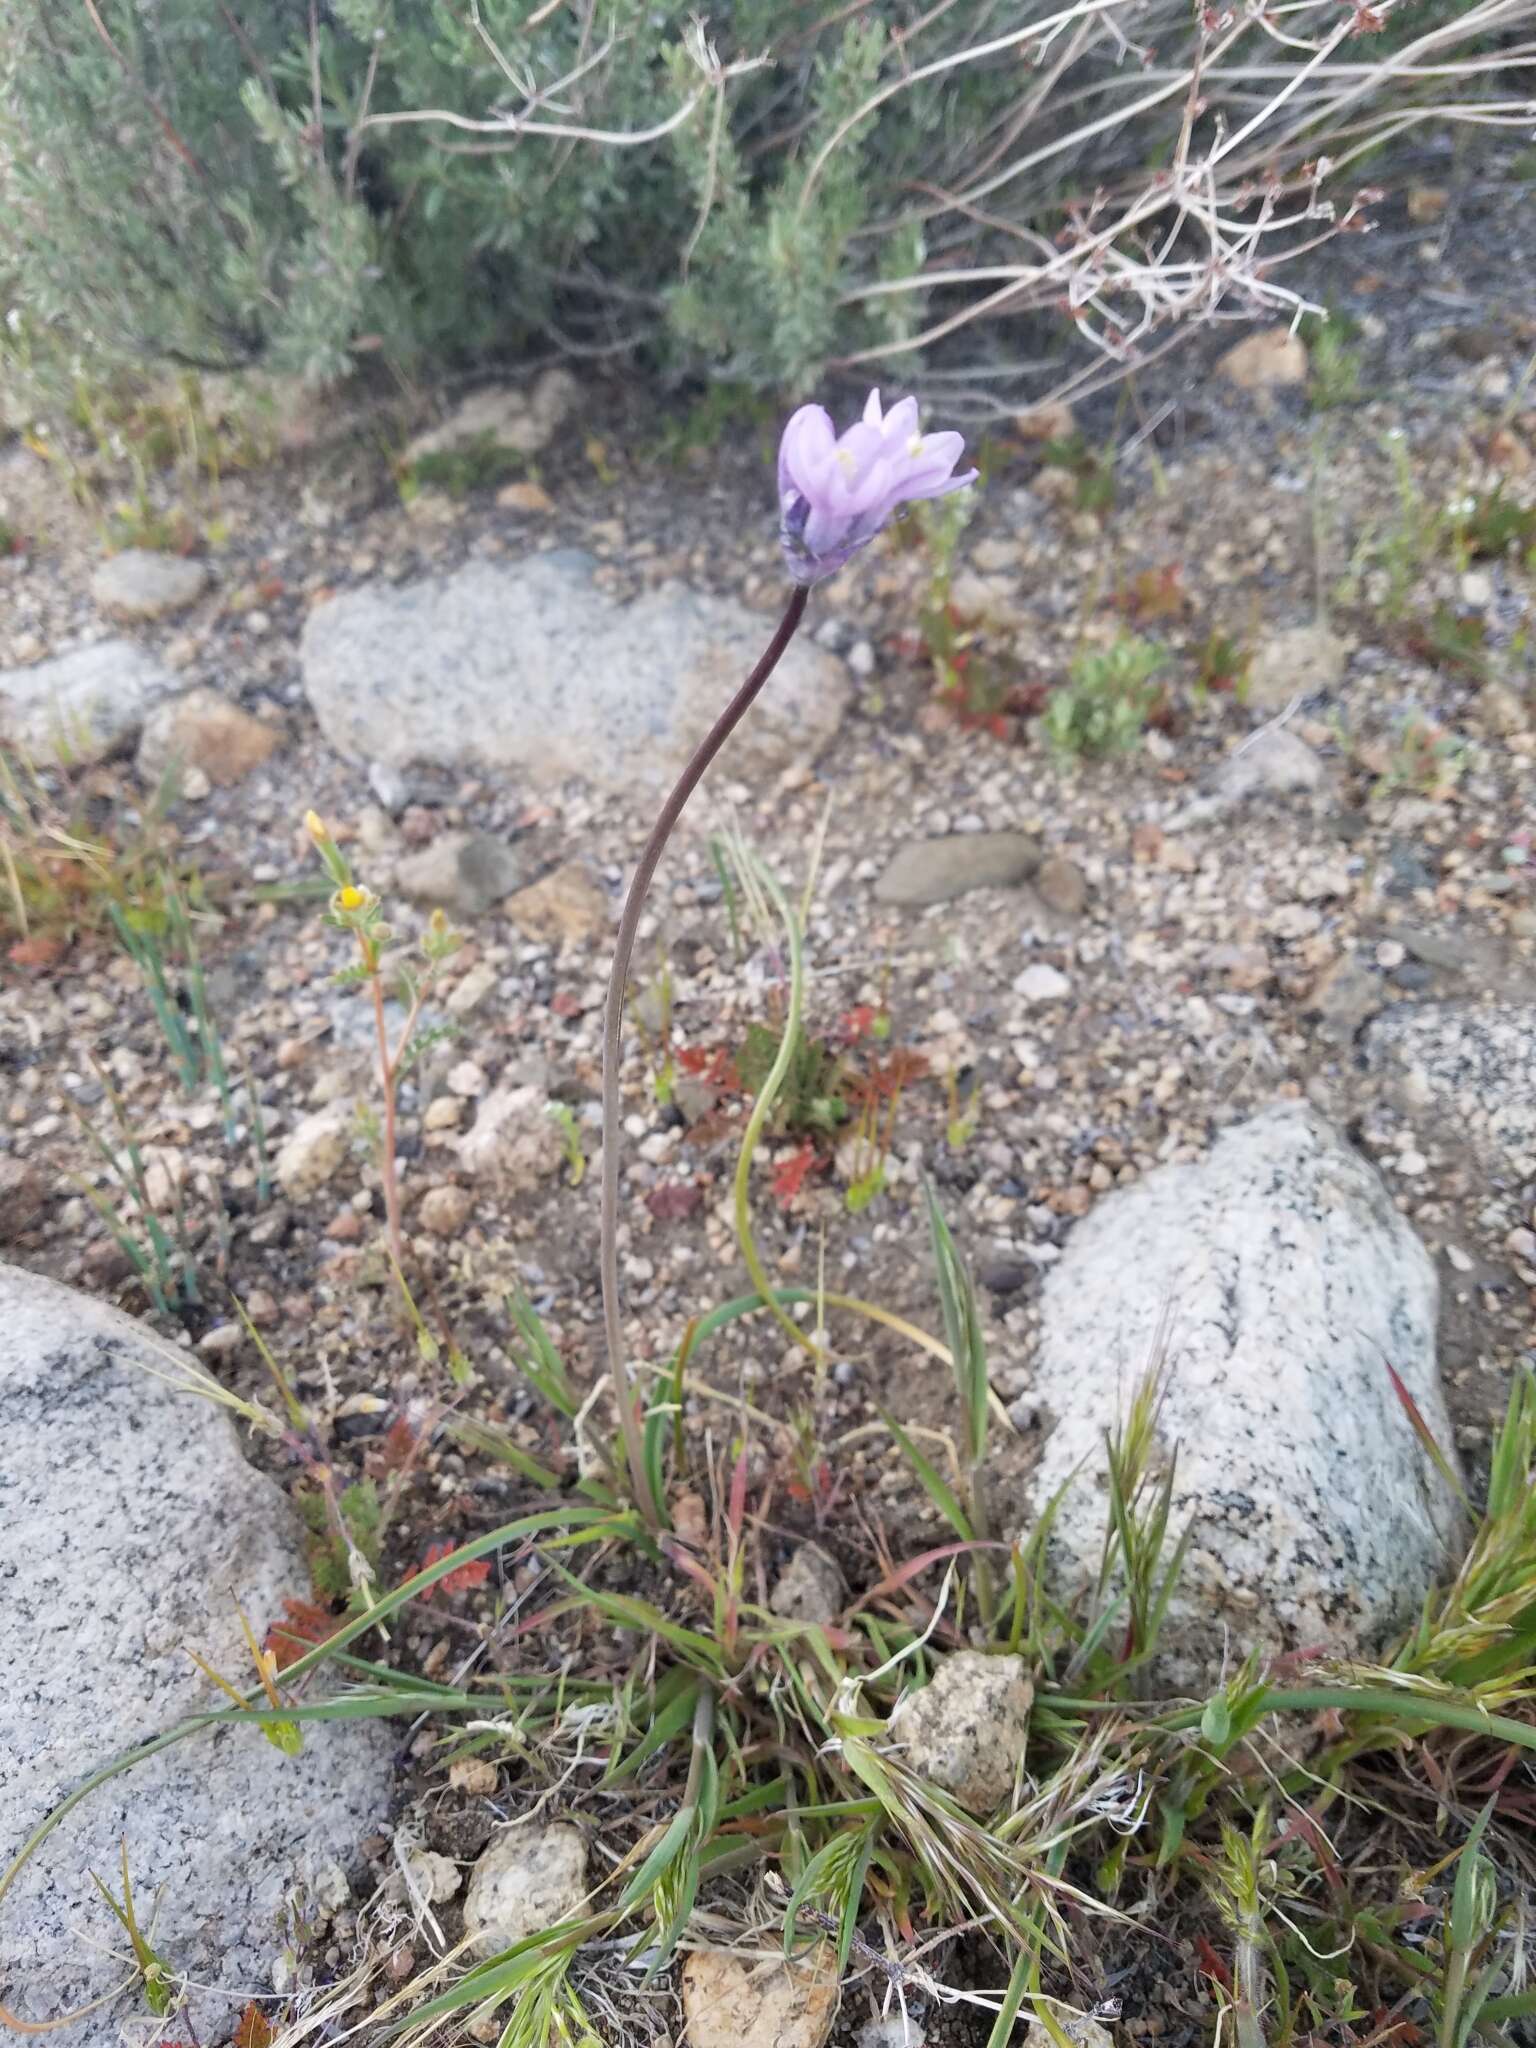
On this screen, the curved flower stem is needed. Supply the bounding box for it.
[601,585,810,1523]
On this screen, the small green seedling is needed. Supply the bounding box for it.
[89,1842,177,2017]
[547,1101,586,1186]
[1044,634,1165,757]
[185,1599,303,1755]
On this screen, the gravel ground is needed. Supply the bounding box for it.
[2,153,1535,2047]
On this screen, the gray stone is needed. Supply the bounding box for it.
[403,371,578,467]
[769,1542,846,1626]
[1397,927,1473,976]
[886,1650,1034,1813]
[1014,1104,1461,1686]
[1245,623,1348,711]
[1363,1002,1536,1179]
[1302,954,1382,1043]
[1013,962,1071,1002]
[0,640,175,764]
[1203,726,1330,812]
[0,1265,392,2044]
[1035,853,1089,917]
[90,550,208,622]
[395,829,526,918]
[462,1824,588,1958]
[300,555,850,793]
[874,831,1040,908]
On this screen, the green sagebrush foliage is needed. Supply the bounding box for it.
[4,0,1521,403]
[0,0,995,394]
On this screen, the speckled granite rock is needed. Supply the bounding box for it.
[1362,1001,1536,1180]
[0,640,175,764]
[0,1265,392,2044]
[300,553,849,793]
[1013,1103,1461,1686]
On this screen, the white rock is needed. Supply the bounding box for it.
[1012,963,1071,1002]
[275,1101,353,1199]
[456,1082,566,1191]
[858,2016,926,2048]
[887,1650,1033,1813]
[91,550,208,622]
[1363,1003,1536,1180]
[1190,727,1329,818]
[0,640,176,765]
[1016,1103,1461,1686]
[1025,2018,1113,2048]
[0,1266,391,2043]
[681,1949,838,2048]
[462,1824,588,1958]
[403,1847,462,1906]
[301,556,850,793]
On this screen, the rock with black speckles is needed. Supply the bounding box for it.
[1013,1103,1461,1687]
[0,1264,392,2045]
[300,555,849,792]
[1362,1002,1536,1180]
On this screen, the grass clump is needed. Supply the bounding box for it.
[0,753,199,963]
[1303,309,1366,413]
[399,433,528,502]
[12,829,1536,2048]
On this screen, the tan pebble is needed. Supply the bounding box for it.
[449,1757,499,1796]
[419,1184,473,1235]
[1218,326,1307,391]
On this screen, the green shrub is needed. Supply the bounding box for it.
[1044,634,1166,757]
[1,0,1529,403]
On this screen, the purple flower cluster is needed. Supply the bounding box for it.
[778,388,977,586]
